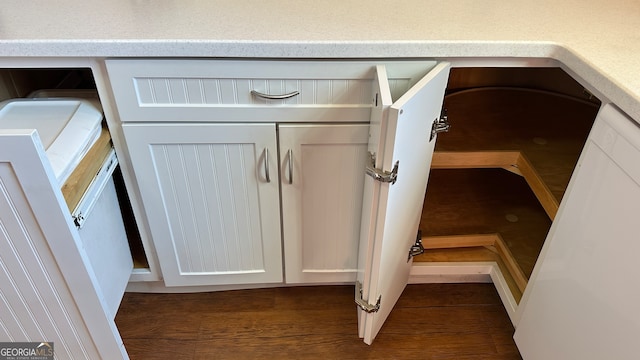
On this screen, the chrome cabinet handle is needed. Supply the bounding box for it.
[264,148,270,183]
[287,149,293,184]
[251,90,300,100]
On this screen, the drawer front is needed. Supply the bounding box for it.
[105,59,435,122]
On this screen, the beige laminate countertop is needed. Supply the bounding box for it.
[1,0,639,120]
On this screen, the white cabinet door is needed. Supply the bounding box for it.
[357,62,451,344]
[0,130,127,359]
[122,123,282,286]
[514,104,640,359]
[279,124,369,284]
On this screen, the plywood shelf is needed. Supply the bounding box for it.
[415,246,524,303]
[417,87,599,301]
[432,151,560,219]
[62,126,113,212]
[417,168,552,281]
[435,87,599,206]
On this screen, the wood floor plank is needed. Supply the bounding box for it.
[116,284,521,360]
[116,310,202,340]
[396,282,502,307]
[122,339,197,360]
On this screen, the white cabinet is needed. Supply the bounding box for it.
[123,122,371,286]
[121,123,283,286]
[108,59,452,344]
[107,59,386,286]
[514,104,640,359]
[108,59,442,288]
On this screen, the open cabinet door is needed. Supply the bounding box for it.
[0,130,127,358]
[356,62,451,345]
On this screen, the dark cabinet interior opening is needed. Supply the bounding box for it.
[416,67,601,302]
[0,68,148,269]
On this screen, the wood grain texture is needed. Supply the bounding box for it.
[431,151,560,220]
[61,126,112,211]
[493,235,528,293]
[414,247,523,303]
[445,68,600,105]
[415,86,598,304]
[420,234,528,295]
[421,234,497,249]
[515,154,559,219]
[116,284,521,360]
[431,151,520,170]
[418,168,551,279]
[437,87,598,204]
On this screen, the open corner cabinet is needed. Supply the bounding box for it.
[356,64,606,346]
[412,66,602,318]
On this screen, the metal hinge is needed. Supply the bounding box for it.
[408,230,425,261]
[355,281,381,313]
[365,152,399,184]
[430,108,451,141]
[73,212,85,228]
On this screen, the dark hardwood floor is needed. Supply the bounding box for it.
[115,283,522,359]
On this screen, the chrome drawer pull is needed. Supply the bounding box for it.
[251,90,300,100]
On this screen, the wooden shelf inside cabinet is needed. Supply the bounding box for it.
[415,244,525,303]
[62,126,113,212]
[416,168,552,301]
[433,87,599,219]
[61,128,149,270]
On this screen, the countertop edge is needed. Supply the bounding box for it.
[1,39,638,122]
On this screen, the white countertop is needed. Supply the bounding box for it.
[1,0,639,120]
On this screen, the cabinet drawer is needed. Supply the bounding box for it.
[106,59,435,122]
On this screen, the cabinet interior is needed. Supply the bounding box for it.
[415,67,601,302]
[0,68,148,269]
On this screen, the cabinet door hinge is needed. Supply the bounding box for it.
[355,281,381,313]
[430,108,451,141]
[365,152,399,184]
[408,230,425,261]
[73,212,85,228]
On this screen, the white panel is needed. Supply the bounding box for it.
[300,143,366,271]
[201,79,222,104]
[387,79,413,102]
[77,177,132,319]
[218,79,238,104]
[149,78,170,104]
[184,79,204,104]
[106,59,438,122]
[280,124,369,284]
[515,105,640,360]
[151,142,266,275]
[122,123,282,286]
[0,130,126,358]
[358,62,450,345]
[133,77,372,106]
